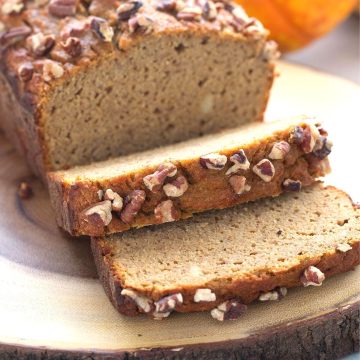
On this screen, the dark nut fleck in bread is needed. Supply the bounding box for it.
[48,117,331,236]
[0,0,277,179]
[91,184,360,320]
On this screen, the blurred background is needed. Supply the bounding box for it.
[237,0,359,83]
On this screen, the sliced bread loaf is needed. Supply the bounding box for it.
[92,184,360,320]
[48,117,332,236]
[0,0,276,179]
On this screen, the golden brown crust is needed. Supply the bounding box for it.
[48,121,331,236]
[0,0,276,178]
[91,220,360,317]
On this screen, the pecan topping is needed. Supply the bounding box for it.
[336,243,352,253]
[177,6,203,21]
[0,26,31,48]
[282,179,301,192]
[259,287,287,301]
[28,32,55,57]
[0,21,5,33]
[84,200,112,227]
[300,266,325,287]
[117,1,143,21]
[194,288,216,302]
[313,136,332,159]
[90,17,114,42]
[120,190,146,223]
[156,0,177,12]
[1,0,24,15]
[143,162,177,192]
[49,0,77,18]
[202,0,217,20]
[268,141,290,160]
[252,159,275,182]
[17,181,33,199]
[153,293,183,319]
[211,299,247,321]
[200,153,227,170]
[229,175,250,195]
[121,289,152,313]
[291,124,320,153]
[225,149,250,175]
[129,14,154,33]
[18,63,34,82]
[62,36,82,57]
[163,175,188,197]
[104,189,123,212]
[43,60,64,82]
[154,200,180,223]
[262,40,280,61]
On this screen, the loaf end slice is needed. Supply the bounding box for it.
[92,184,360,320]
[49,117,332,236]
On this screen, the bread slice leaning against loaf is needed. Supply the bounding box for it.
[0,0,277,179]
[48,117,332,236]
[92,184,360,321]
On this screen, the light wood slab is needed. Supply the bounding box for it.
[0,62,359,359]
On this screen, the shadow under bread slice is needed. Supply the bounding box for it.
[48,117,332,236]
[91,184,360,320]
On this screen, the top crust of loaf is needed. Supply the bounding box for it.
[0,0,275,112]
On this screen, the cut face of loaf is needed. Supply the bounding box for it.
[0,0,276,178]
[48,117,332,236]
[92,184,360,320]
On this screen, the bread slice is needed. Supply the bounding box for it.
[92,184,360,320]
[48,117,332,236]
[0,0,276,179]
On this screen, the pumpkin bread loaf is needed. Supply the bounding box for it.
[0,0,277,179]
[92,184,360,320]
[48,117,332,236]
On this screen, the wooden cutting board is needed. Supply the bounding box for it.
[0,62,359,360]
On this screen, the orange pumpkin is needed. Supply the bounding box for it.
[235,0,357,52]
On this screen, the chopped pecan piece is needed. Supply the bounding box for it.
[200,153,227,170]
[154,200,180,223]
[18,63,34,82]
[43,60,64,82]
[62,36,82,57]
[143,162,177,192]
[226,149,250,175]
[268,141,290,160]
[229,175,250,195]
[153,293,183,319]
[104,189,123,212]
[252,159,275,182]
[117,1,143,21]
[177,6,203,21]
[282,179,301,192]
[194,288,216,302]
[49,0,77,18]
[313,136,333,159]
[163,176,188,197]
[90,17,114,42]
[156,0,177,12]
[291,124,320,153]
[211,299,247,321]
[300,265,325,287]
[202,0,217,20]
[120,190,146,223]
[1,0,24,15]
[28,32,55,57]
[259,287,287,301]
[84,200,112,227]
[121,289,152,313]
[0,26,31,48]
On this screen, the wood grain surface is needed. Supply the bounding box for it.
[0,62,359,360]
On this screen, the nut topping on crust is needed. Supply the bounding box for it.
[211,299,247,321]
[252,159,275,182]
[28,33,56,57]
[268,141,290,160]
[177,6,203,21]
[120,190,146,223]
[313,136,333,159]
[121,289,152,313]
[154,200,180,223]
[194,288,216,302]
[143,162,177,192]
[49,0,77,18]
[90,17,114,42]
[200,153,227,170]
[229,175,250,195]
[84,200,112,227]
[336,243,352,253]
[156,0,177,12]
[163,175,188,197]
[62,36,82,57]
[259,287,287,301]
[104,189,123,212]
[42,60,64,81]
[282,179,301,192]
[1,0,24,15]
[18,63,34,82]
[117,1,143,21]
[0,26,31,48]
[226,149,250,175]
[300,266,325,287]
[153,293,183,318]
[291,124,320,153]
